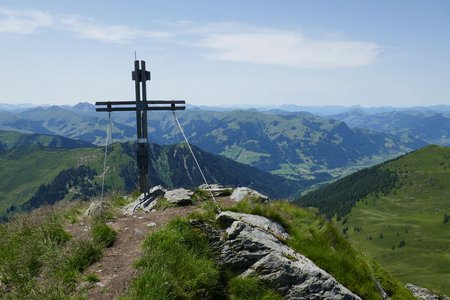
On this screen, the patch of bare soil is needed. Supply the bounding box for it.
[76,204,200,299]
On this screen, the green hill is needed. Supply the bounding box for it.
[0,131,303,218]
[297,145,450,295]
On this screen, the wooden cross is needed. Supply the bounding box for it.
[95,60,186,194]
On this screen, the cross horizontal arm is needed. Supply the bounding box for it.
[95,100,186,105]
[96,106,186,112]
[95,100,186,112]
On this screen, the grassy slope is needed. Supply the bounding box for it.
[0,201,117,299]
[0,147,99,212]
[336,145,450,295]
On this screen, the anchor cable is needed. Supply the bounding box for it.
[100,112,113,202]
[172,111,221,213]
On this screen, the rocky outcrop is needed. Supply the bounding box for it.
[217,211,289,240]
[164,188,194,206]
[405,283,449,300]
[213,211,361,299]
[230,187,268,202]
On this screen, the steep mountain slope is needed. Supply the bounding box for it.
[332,109,450,145]
[0,104,426,182]
[296,145,450,295]
[0,131,302,217]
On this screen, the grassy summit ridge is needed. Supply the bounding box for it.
[123,198,413,299]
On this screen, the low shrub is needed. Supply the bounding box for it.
[92,222,117,247]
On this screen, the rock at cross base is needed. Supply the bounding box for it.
[230,187,268,202]
[164,188,194,206]
[123,185,166,213]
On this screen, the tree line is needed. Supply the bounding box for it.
[296,166,398,219]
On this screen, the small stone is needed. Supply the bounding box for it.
[147,222,157,227]
[230,187,268,202]
[164,188,194,206]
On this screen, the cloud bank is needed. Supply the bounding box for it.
[61,16,170,43]
[200,30,380,68]
[0,7,53,34]
[0,8,381,68]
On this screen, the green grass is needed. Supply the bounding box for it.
[0,201,116,299]
[228,276,283,300]
[122,218,222,300]
[336,145,450,295]
[91,222,117,248]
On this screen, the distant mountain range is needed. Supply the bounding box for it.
[0,130,302,218]
[296,145,450,295]
[331,108,450,145]
[2,102,450,115]
[0,103,427,183]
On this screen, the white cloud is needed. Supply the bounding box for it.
[195,25,381,68]
[61,16,170,43]
[0,7,53,34]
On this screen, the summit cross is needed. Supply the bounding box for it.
[95,60,186,195]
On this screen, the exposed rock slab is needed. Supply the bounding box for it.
[230,187,268,202]
[217,211,289,240]
[216,213,361,300]
[405,283,449,300]
[164,188,193,206]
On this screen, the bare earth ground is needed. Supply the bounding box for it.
[69,197,232,300]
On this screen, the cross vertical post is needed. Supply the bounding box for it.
[133,60,150,194]
[95,60,186,196]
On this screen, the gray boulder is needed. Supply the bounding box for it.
[217,211,289,240]
[84,200,109,218]
[217,213,361,299]
[164,188,193,206]
[405,283,449,300]
[230,187,268,202]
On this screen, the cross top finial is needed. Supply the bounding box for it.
[132,60,150,83]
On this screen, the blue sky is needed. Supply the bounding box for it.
[0,0,449,107]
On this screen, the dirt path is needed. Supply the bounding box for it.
[79,205,200,299]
